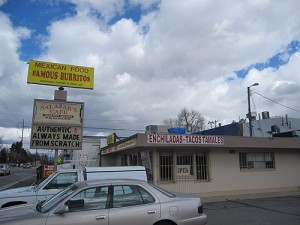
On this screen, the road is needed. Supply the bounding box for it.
[0,166,37,191]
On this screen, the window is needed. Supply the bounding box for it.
[196,152,209,180]
[137,186,155,204]
[112,185,154,208]
[176,153,193,179]
[121,151,154,182]
[159,152,173,181]
[239,152,275,169]
[45,172,78,189]
[67,186,109,212]
[159,151,209,182]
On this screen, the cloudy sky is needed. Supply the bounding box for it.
[0,0,300,149]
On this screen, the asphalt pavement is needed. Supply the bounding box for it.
[204,195,300,225]
[0,166,37,191]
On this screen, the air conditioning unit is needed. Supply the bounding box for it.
[145,125,170,134]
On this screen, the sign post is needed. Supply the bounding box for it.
[55,88,65,171]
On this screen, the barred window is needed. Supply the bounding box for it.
[160,152,173,181]
[196,152,209,180]
[239,152,275,169]
[176,153,193,178]
[160,151,209,182]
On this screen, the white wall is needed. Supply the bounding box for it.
[71,137,101,169]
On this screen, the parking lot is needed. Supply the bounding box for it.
[204,194,300,225]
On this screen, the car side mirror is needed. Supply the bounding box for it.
[54,205,69,215]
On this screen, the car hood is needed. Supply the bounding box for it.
[0,203,42,222]
[0,186,36,199]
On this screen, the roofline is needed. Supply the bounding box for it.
[101,133,300,155]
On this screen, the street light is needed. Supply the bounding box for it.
[247,83,259,137]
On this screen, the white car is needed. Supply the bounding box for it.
[0,179,207,225]
[0,164,10,176]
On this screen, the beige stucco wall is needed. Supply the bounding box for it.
[158,149,300,196]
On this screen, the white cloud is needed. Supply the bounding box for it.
[115,72,132,88]
[1,0,300,149]
[0,0,6,7]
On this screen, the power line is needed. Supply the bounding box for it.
[83,126,144,132]
[254,91,300,113]
[0,97,20,122]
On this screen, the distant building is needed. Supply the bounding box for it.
[195,112,300,137]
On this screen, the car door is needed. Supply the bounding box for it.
[108,185,160,225]
[46,186,109,225]
[37,172,78,202]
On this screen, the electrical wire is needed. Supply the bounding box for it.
[83,126,144,132]
[254,91,300,113]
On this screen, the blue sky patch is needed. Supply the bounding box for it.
[235,40,300,78]
[1,0,76,61]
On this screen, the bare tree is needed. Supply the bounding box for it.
[162,118,177,127]
[163,107,206,133]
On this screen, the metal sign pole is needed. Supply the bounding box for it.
[53,87,67,171]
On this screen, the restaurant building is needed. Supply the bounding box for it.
[100,127,300,197]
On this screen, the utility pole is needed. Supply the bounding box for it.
[17,119,26,146]
[247,83,259,137]
[21,119,24,145]
[208,121,214,129]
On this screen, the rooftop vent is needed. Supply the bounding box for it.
[262,111,270,119]
[271,124,280,134]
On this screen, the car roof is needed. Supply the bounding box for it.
[74,178,148,189]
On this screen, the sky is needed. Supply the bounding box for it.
[0,0,300,150]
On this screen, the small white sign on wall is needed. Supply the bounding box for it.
[177,165,190,176]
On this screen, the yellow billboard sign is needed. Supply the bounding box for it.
[107,133,117,145]
[28,60,94,89]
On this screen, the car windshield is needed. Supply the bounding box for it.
[37,184,78,213]
[148,183,176,198]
